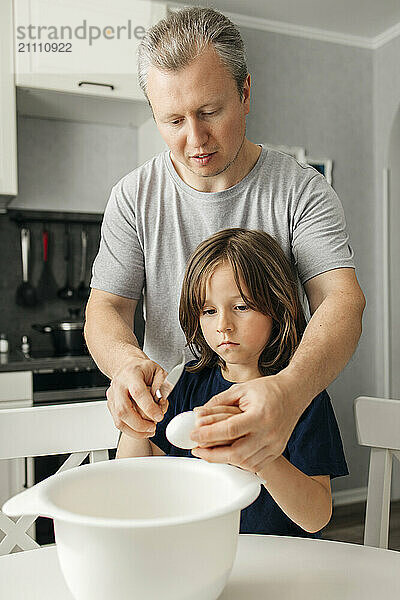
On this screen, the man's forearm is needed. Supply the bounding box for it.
[84,298,147,379]
[279,291,365,413]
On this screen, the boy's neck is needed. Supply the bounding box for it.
[220,363,262,383]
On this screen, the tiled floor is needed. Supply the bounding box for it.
[322,500,400,551]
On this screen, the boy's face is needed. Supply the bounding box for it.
[199,263,273,382]
[146,45,251,193]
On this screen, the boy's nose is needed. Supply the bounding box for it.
[216,319,233,334]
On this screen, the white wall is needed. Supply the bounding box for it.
[388,109,400,398]
[374,36,400,399]
[9,116,138,213]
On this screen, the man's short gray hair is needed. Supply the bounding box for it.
[138,6,248,100]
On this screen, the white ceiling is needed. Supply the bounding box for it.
[167,1,400,46]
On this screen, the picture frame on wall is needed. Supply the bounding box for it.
[306,158,333,185]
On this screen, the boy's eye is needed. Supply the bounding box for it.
[202,309,216,315]
[235,304,249,311]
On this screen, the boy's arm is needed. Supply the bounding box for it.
[116,433,166,458]
[257,457,332,533]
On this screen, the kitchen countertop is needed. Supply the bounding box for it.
[0,351,97,373]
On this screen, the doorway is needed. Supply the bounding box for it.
[388,105,400,398]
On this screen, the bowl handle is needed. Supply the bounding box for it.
[2,479,53,519]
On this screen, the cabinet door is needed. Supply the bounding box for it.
[0,0,18,200]
[0,371,32,507]
[14,0,166,100]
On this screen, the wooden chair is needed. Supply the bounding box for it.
[0,401,118,555]
[354,395,400,548]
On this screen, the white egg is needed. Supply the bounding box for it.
[166,411,198,449]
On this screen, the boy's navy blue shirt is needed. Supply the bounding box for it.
[152,361,348,538]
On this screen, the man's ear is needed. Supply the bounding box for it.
[242,74,251,114]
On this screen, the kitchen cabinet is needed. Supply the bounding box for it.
[0,0,18,209]
[0,371,32,509]
[14,0,166,126]
[0,371,33,408]
[8,0,167,214]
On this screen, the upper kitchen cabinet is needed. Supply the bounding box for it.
[14,0,167,126]
[0,0,18,207]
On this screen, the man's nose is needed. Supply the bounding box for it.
[186,118,209,148]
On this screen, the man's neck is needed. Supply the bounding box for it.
[170,140,262,193]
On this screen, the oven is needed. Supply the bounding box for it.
[32,365,109,406]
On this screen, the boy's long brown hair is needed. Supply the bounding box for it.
[179,228,307,376]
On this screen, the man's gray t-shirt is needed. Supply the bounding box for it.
[91,146,355,371]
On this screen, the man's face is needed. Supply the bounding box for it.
[146,46,251,192]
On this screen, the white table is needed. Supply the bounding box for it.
[1,534,399,599]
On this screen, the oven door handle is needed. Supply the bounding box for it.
[33,387,108,405]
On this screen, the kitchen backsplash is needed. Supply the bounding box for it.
[0,214,144,354]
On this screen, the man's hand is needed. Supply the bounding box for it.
[107,358,169,439]
[190,374,303,473]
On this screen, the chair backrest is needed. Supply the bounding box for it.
[354,395,400,548]
[0,400,118,555]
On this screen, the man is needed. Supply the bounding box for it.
[85,7,365,471]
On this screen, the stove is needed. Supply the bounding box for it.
[4,348,108,405]
[31,360,109,406]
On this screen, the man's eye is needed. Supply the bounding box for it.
[201,111,216,117]
[170,118,183,125]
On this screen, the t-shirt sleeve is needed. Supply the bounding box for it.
[292,173,355,284]
[90,176,144,299]
[287,390,349,479]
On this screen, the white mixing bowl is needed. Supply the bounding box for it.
[3,457,261,600]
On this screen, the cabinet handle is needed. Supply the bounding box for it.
[78,81,115,91]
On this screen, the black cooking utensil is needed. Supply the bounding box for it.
[57,224,75,300]
[32,308,86,356]
[77,228,90,300]
[16,227,37,307]
[37,228,58,302]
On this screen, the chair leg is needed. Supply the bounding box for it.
[364,448,392,548]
